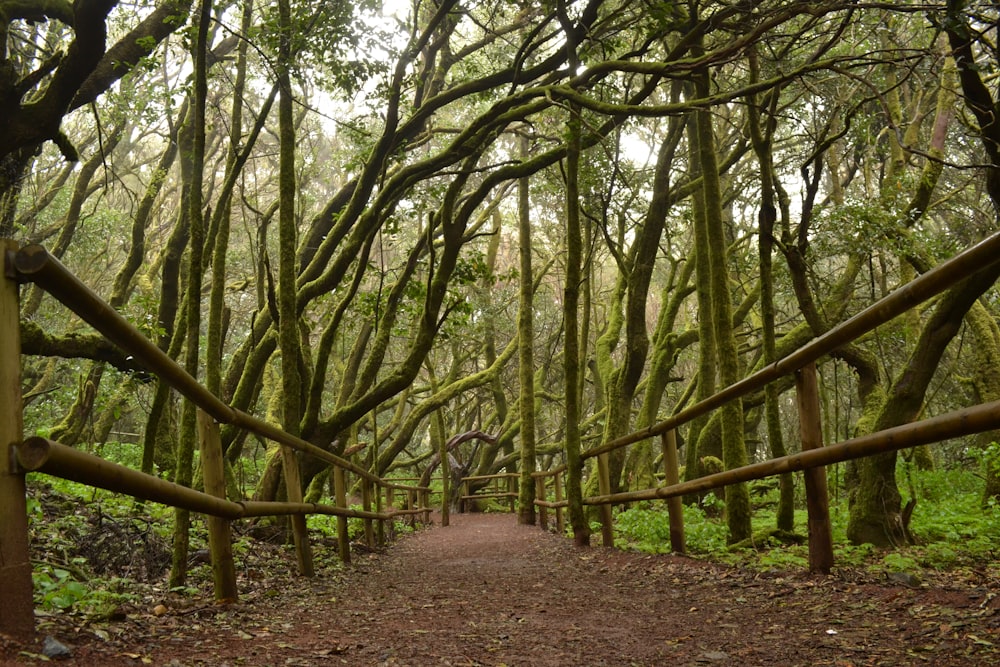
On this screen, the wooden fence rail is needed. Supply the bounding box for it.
[459,472,518,512]
[0,242,434,639]
[581,226,1000,461]
[459,227,1000,572]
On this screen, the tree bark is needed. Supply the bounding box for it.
[516,134,537,525]
[694,63,752,544]
[169,0,211,589]
[747,47,794,531]
[563,95,590,547]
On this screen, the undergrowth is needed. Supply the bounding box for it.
[613,465,1000,577]
[24,470,416,622]
[21,447,1000,623]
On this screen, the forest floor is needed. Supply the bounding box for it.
[3,511,1000,666]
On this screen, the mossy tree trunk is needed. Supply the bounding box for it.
[631,255,695,489]
[694,64,752,544]
[601,98,683,494]
[964,305,1000,503]
[943,4,1000,503]
[846,36,989,546]
[169,0,212,589]
[516,135,537,525]
[275,0,313,574]
[747,46,794,532]
[849,264,1000,544]
[684,106,717,489]
[563,97,590,547]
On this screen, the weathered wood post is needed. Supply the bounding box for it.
[281,445,314,576]
[795,362,834,573]
[554,471,564,535]
[507,473,516,512]
[383,484,396,544]
[596,452,614,547]
[197,410,238,601]
[440,455,450,527]
[461,479,470,513]
[535,475,548,530]
[333,465,351,563]
[661,430,686,554]
[361,477,375,549]
[375,482,386,548]
[407,489,416,528]
[0,240,35,639]
[421,488,431,524]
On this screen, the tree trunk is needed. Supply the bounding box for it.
[849,263,1000,545]
[563,97,590,547]
[747,47,794,531]
[684,105,717,492]
[169,0,211,589]
[516,135,537,525]
[694,64,751,544]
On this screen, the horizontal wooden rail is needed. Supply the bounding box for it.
[16,437,242,518]
[15,437,393,521]
[582,227,1000,460]
[388,508,431,517]
[8,245,383,486]
[460,473,519,482]
[460,492,517,500]
[9,246,233,423]
[534,499,568,509]
[239,501,386,521]
[386,482,434,493]
[584,396,1000,506]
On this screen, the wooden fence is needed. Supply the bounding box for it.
[0,241,434,639]
[467,227,1000,575]
[7,225,1000,639]
[459,472,518,512]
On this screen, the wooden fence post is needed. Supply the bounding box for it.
[535,476,548,530]
[421,488,431,524]
[661,430,686,554]
[280,445,314,576]
[361,477,375,549]
[333,465,351,563]
[0,240,35,639]
[383,484,395,544]
[796,362,834,573]
[197,410,238,601]
[375,482,386,548]
[596,453,614,547]
[507,473,516,512]
[554,472,564,535]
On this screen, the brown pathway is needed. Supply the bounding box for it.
[4,512,999,665]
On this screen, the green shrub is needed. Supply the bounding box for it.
[614,503,728,554]
[34,565,88,611]
[611,464,1000,575]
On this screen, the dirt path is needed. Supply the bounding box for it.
[4,512,999,666]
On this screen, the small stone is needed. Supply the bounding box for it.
[42,635,72,659]
[153,603,169,616]
[697,651,730,662]
[888,571,921,587]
